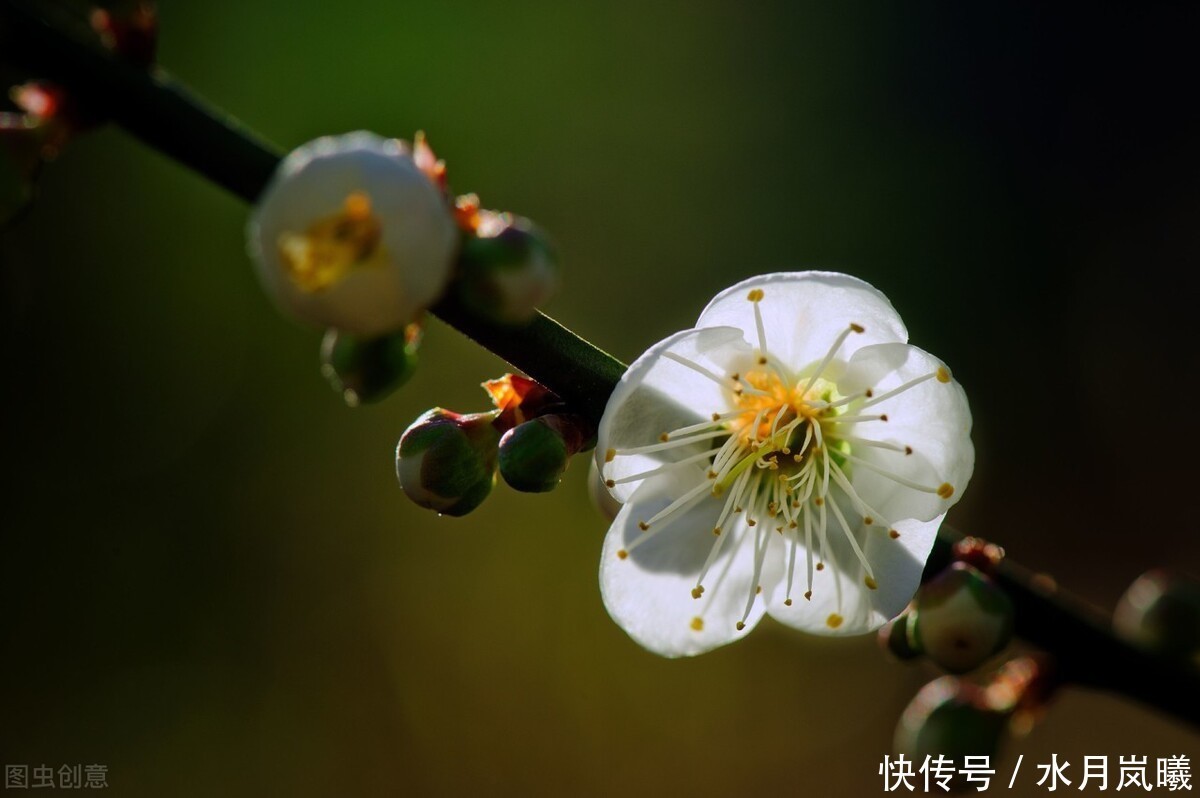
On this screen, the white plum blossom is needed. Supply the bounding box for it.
[596,272,974,657]
[247,131,458,337]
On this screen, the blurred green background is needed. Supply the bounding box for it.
[3,2,1198,795]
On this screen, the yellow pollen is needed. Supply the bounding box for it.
[747,289,764,302]
[617,549,628,560]
[937,483,955,499]
[864,576,878,590]
[936,366,952,383]
[849,323,865,333]
[605,448,616,463]
[691,586,704,599]
[278,191,383,293]
[690,616,704,631]
[826,613,844,629]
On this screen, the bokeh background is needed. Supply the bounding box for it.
[3,2,1199,795]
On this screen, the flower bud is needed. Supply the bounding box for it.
[1114,570,1200,662]
[895,677,1008,769]
[248,132,458,337]
[915,562,1014,674]
[396,409,500,516]
[878,610,922,661]
[456,213,558,324]
[498,413,592,493]
[320,324,420,406]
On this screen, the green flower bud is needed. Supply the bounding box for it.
[915,562,1014,674]
[878,610,922,661]
[895,677,1008,769]
[456,213,558,325]
[498,414,592,493]
[1114,570,1200,662]
[395,409,500,516]
[321,325,419,406]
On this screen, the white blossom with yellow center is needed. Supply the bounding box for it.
[596,272,974,657]
[247,131,457,337]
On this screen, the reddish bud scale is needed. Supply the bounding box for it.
[952,535,1005,575]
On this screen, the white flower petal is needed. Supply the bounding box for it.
[248,131,457,337]
[695,272,908,370]
[595,325,753,503]
[762,512,941,636]
[600,472,766,657]
[837,342,974,522]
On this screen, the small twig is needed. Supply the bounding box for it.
[3,0,1196,732]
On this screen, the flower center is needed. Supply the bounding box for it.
[278,191,383,293]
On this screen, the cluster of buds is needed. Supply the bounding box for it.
[894,656,1057,784]
[246,129,560,407]
[396,374,594,516]
[1,2,158,223]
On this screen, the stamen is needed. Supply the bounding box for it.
[663,351,730,388]
[612,429,728,456]
[826,491,875,581]
[842,452,947,495]
[663,411,742,439]
[825,414,888,425]
[803,323,864,394]
[642,480,711,528]
[749,289,769,358]
[860,371,940,409]
[739,515,770,628]
[608,447,722,485]
[842,436,912,455]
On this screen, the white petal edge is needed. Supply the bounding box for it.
[695,271,908,372]
[600,471,766,657]
[837,342,974,523]
[761,513,942,636]
[595,325,754,503]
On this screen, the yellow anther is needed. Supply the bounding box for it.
[889,529,901,539]
[937,483,955,499]
[936,366,952,383]
[826,613,844,629]
[804,590,812,600]
[747,289,764,302]
[617,549,629,560]
[816,562,825,571]
[605,448,616,463]
[864,576,878,590]
[605,479,615,488]
[849,323,865,334]
[690,616,704,631]
[784,598,793,606]
[691,586,704,599]
[736,621,746,631]
[638,521,650,531]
